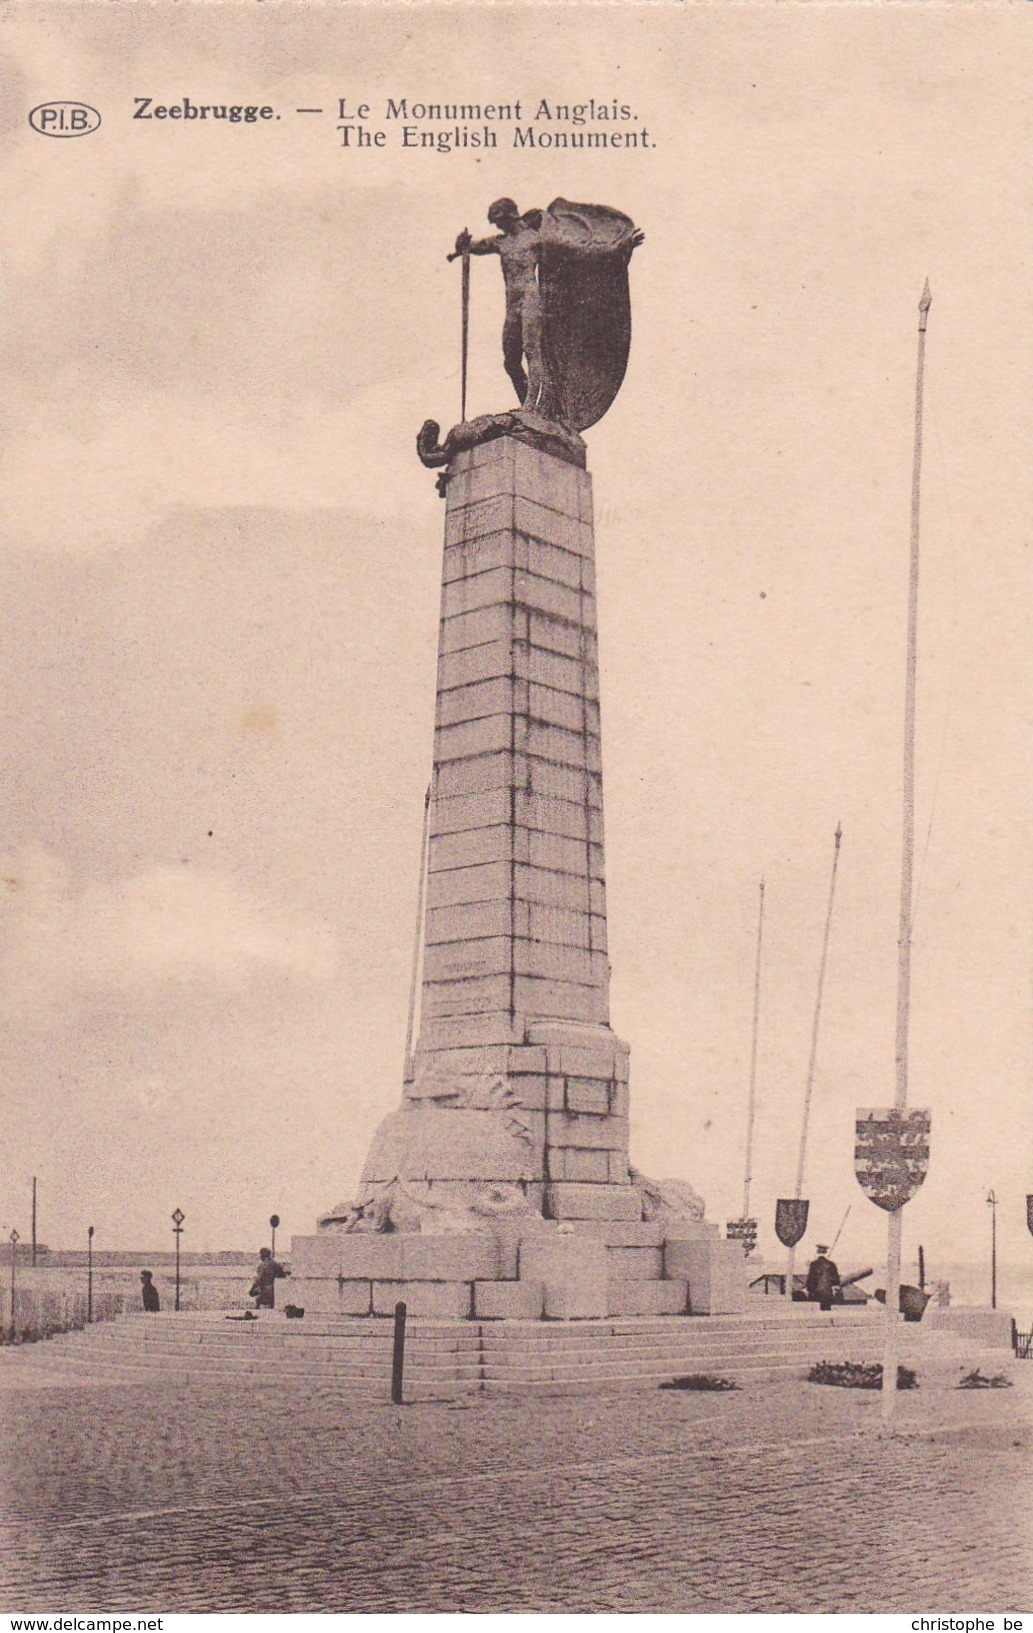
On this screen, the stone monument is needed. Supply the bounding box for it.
[291,199,746,1321]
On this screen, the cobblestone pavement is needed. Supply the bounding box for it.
[1,1365,1029,1613]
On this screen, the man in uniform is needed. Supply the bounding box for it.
[806,1244,841,1312]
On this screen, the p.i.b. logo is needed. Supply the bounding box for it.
[29,102,101,138]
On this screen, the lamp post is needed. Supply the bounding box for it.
[87,1225,94,1324]
[171,1209,185,1312]
[269,1214,280,1259]
[8,1229,19,1341]
[986,1190,997,1310]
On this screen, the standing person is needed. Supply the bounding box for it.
[139,1270,160,1312]
[454,200,548,411]
[806,1245,841,1312]
[249,1247,286,1310]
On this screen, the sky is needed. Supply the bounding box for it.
[0,2,1030,1294]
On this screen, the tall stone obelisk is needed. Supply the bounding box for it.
[411,432,637,1221]
[291,198,745,1321]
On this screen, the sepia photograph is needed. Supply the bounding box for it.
[1,0,1030,1616]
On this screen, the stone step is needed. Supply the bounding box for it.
[49,1348,827,1383]
[7,1330,989,1401]
[74,1305,872,1334]
[34,1344,865,1384]
[70,1328,956,1376]
[479,1324,878,1350]
[60,1330,874,1372]
[24,1348,483,1383]
[74,1333,462,1358]
[479,1344,886,1382]
[475,1329,876,1357]
[80,1315,877,1354]
[39,1312,879,1368]
[46,1331,890,1378]
[477,1342,972,1382]
[480,1365,809,1395]
[479,1346,996,1393]
[65,1322,480,1347]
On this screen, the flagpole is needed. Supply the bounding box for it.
[742,881,765,1221]
[883,279,931,1425]
[784,825,842,1300]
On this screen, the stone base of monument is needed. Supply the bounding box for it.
[289,1220,746,1322]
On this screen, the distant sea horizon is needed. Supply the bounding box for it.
[753,1257,1033,1328]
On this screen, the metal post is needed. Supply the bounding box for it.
[87,1225,94,1324]
[172,1209,185,1312]
[391,1300,407,1405]
[9,1230,19,1340]
[270,1214,280,1260]
[31,1177,37,1269]
[986,1191,997,1309]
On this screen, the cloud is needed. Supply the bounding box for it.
[0,848,338,1016]
[2,383,429,554]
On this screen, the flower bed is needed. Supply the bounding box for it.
[807,1360,918,1390]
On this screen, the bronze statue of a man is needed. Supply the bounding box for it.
[453,196,646,424]
[418,197,645,470]
[453,199,547,410]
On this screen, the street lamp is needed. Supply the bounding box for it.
[986,1191,997,1310]
[269,1214,280,1259]
[171,1209,185,1312]
[87,1225,94,1324]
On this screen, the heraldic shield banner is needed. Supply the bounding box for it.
[854,1108,931,1212]
[775,1198,810,1248]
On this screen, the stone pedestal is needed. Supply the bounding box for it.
[518,1234,609,1320]
[665,1237,747,1316]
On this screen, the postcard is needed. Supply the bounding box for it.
[1,0,1030,1616]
